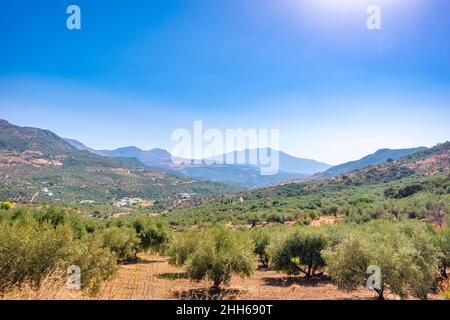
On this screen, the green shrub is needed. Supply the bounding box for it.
[385,184,423,199]
[32,206,87,239]
[250,228,271,267]
[321,205,338,217]
[343,206,374,224]
[0,201,13,210]
[426,202,448,229]
[169,228,255,288]
[322,235,368,291]
[0,212,119,295]
[0,220,77,292]
[167,231,202,267]
[269,229,327,277]
[74,232,117,295]
[323,221,441,299]
[131,217,168,252]
[265,212,285,224]
[349,195,374,205]
[99,227,141,263]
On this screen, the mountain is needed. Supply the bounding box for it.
[175,164,303,188]
[0,120,237,204]
[64,138,96,152]
[348,142,450,183]
[65,139,174,169]
[65,140,329,187]
[1,120,74,155]
[209,148,331,175]
[96,147,173,168]
[319,147,428,178]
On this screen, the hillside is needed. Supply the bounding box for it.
[162,142,450,227]
[0,120,237,204]
[319,147,427,178]
[176,163,303,188]
[331,142,450,185]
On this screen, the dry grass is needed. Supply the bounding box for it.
[1,270,85,300]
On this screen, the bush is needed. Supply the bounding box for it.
[433,227,450,278]
[99,227,141,263]
[33,206,87,239]
[74,232,117,295]
[131,217,168,252]
[385,184,423,199]
[0,201,13,210]
[321,205,338,217]
[169,228,255,288]
[322,235,369,290]
[269,229,327,277]
[426,202,448,229]
[265,212,285,224]
[323,221,441,299]
[167,232,201,267]
[0,220,77,292]
[0,212,119,295]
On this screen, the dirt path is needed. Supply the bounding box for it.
[30,192,39,203]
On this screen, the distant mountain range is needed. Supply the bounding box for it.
[64,138,431,187]
[0,118,438,198]
[65,139,331,188]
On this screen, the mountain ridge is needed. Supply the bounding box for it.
[317,146,428,178]
[65,139,330,187]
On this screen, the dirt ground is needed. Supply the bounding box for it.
[96,253,446,300]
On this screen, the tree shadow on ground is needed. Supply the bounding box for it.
[158,272,189,280]
[136,258,167,264]
[174,287,242,300]
[262,275,332,288]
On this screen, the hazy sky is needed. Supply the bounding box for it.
[0,0,449,165]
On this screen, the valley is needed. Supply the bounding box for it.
[0,119,449,301]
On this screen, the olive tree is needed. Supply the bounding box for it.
[0,220,77,292]
[323,221,441,300]
[99,227,141,263]
[167,231,201,267]
[250,228,271,268]
[269,229,327,277]
[131,217,168,252]
[168,228,255,289]
[74,232,117,295]
[426,202,448,229]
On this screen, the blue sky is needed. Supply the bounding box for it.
[0,0,449,165]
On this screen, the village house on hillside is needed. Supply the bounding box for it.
[114,197,143,208]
